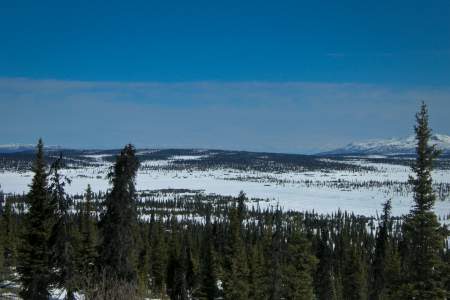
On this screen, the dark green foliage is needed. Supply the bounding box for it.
[266,209,283,300]
[370,199,402,300]
[1,198,18,269]
[136,223,150,295]
[78,184,98,276]
[48,153,78,300]
[195,214,219,300]
[0,201,4,277]
[315,228,337,300]
[248,242,266,300]
[282,224,318,300]
[400,103,446,298]
[5,185,449,299]
[149,218,168,297]
[371,200,391,299]
[223,192,250,300]
[100,144,140,282]
[166,220,187,299]
[409,103,442,213]
[342,245,368,300]
[17,139,55,300]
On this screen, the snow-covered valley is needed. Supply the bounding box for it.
[1,149,449,219]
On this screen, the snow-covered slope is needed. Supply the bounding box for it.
[322,134,450,155]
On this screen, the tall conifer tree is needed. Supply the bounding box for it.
[282,224,318,300]
[79,184,98,275]
[149,218,168,297]
[223,192,249,300]
[195,213,219,300]
[401,102,445,298]
[315,228,337,300]
[0,208,4,277]
[371,200,392,299]
[1,198,18,269]
[18,139,55,300]
[100,144,140,282]
[49,153,77,300]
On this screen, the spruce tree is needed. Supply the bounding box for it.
[266,208,283,300]
[183,235,200,298]
[78,184,98,276]
[136,223,150,295]
[166,220,184,299]
[223,192,249,300]
[1,198,18,269]
[48,153,78,300]
[195,213,219,300]
[248,242,266,300]
[100,144,140,282]
[371,200,391,300]
[315,228,337,300]
[401,102,445,298]
[0,210,4,278]
[150,219,168,297]
[282,225,318,300]
[342,245,368,300]
[371,199,401,299]
[18,139,55,300]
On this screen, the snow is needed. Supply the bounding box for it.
[324,133,450,155]
[171,155,208,160]
[0,171,32,195]
[82,154,112,161]
[49,289,84,300]
[1,157,449,218]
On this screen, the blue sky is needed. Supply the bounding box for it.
[1,1,450,152]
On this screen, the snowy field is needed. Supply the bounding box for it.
[1,152,449,219]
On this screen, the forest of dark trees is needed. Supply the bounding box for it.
[0,103,449,299]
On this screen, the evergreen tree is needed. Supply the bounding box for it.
[442,248,450,298]
[342,245,368,300]
[0,210,4,278]
[166,221,199,299]
[315,228,337,300]
[371,200,391,299]
[166,220,185,299]
[248,242,266,300]
[150,218,168,297]
[100,144,140,282]
[136,222,150,295]
[282,225,318,300]
[48,153,78,300]
[195,213,219,300]
[183,235,200,298]
[1,198,18,269]
[78,184,98,276]
[223,192,249,300]
[266,208,283,300]
[401,102,445,298]
[382,245,401,299]
[18,139,55,300]
[371,199,401,299]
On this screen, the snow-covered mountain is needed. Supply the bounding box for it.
[322,134,450,156]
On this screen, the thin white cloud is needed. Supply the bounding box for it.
[1,77,449,153]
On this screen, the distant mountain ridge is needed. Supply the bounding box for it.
[322,134,450,156]
[2,134,450,156]
[0,144,62,153]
